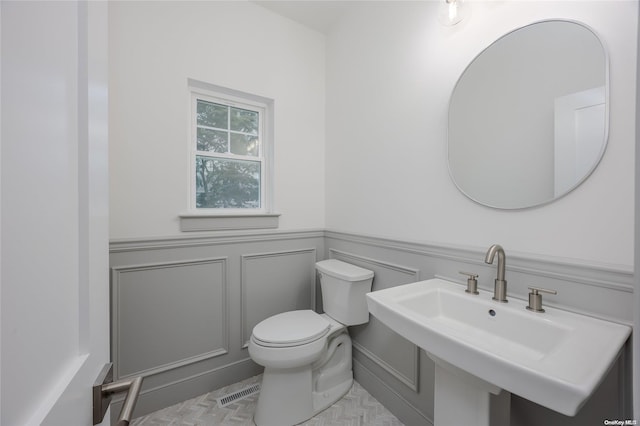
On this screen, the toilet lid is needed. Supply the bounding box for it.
[252,310,331,347]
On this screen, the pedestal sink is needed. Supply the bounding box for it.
[365,279,630,425]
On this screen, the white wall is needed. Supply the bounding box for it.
[109,1,326,239]
[110,1,636,267]
[326,1,637,268]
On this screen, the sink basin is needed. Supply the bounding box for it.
[366,278,630,416]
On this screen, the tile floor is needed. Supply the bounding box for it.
[131,374,404,426]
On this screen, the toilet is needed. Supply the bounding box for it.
[248,259,374,426]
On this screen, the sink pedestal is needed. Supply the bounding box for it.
[430,355,510,426]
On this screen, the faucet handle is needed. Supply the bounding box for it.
[459,271,479,295]
[526,287,557,313]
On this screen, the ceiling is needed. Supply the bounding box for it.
[252,1,357,34]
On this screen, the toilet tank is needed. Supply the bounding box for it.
[315,259,374,326]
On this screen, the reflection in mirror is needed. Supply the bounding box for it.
[448,20,608,209]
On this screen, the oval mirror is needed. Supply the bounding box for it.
[448,20,608,209]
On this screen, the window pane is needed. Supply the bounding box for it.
[230,133,259,157]
[197,128,228,153]
[230,107,258,135]
[197,100,228,128]
[195,156,261,209]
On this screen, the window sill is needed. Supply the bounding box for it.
[179,212,280,232]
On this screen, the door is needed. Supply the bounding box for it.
[553,86,607,197]
[1,1,110,425]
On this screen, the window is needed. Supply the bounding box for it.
[194,95,264,209]
[181,81,278,231]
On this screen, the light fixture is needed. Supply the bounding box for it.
[438,0,468,26]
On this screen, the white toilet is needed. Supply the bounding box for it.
[248,259,374,426]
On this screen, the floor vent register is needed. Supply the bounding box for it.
[216,383,261,408]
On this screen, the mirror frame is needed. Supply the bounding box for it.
[447,19,610,210]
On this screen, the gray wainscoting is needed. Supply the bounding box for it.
[324,230,634,426]
[109,230,324,420]
[112,257,229,379]
[109,229,633,425]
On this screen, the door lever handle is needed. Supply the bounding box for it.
[93,363,143,425]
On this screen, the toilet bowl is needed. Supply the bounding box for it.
[248,259,374,426]
[249,310,334,369]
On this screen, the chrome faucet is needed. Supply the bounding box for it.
[484,244,508,302]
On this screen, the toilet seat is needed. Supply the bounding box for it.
[252,310,330,348]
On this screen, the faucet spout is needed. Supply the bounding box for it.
[485,244,508,302]
[484,244,505,281]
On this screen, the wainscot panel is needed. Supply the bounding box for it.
[330,249,421,392]
[241,248,317,347]
[109,229,325,421]
[112,258,229,378]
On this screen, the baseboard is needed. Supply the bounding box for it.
[110,358,263,424]
[353,358,433,426]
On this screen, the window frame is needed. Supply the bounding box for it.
[181,80,278,231]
